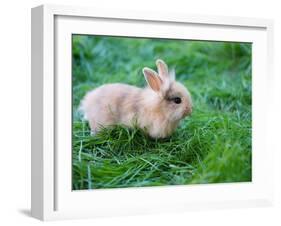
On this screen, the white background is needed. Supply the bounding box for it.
[0,0,280,225]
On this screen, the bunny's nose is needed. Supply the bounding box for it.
[183,106,192,116]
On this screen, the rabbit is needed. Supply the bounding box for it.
[80,59,192,139]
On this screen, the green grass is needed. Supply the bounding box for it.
[72,35,252,190]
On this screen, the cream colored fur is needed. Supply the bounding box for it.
[81,59,192,139]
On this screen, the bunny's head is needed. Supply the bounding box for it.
[142,59,192,122]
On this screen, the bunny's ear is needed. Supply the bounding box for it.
[156,59,169,80]
[142,67,162,92]
[156,59,176,81]
[169,68,176,81]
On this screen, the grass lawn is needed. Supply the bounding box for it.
[72,35,252,190]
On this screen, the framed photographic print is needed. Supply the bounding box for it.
[31,4,274,221]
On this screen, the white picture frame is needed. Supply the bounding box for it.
[31,4,274,221]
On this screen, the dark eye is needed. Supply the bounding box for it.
[173,97,182,104]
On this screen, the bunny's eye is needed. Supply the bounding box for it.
[173,97,182,104]
[166,96,182,104]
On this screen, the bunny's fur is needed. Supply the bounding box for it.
[81,59,192,138]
